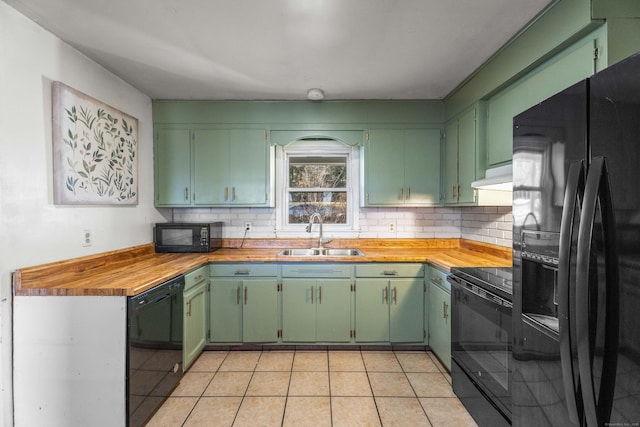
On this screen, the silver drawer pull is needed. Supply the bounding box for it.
[383,270,398,276]
[235,270,250,275]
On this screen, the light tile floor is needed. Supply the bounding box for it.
[148,350,477,427]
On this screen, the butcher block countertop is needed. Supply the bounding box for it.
[13,238,511,297]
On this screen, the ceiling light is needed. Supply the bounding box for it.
[307,88,324,101]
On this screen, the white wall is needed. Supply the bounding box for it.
[0,3,164,425]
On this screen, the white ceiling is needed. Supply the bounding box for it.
[6,0,554,100]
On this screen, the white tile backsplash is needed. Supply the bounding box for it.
[170,205,514,247]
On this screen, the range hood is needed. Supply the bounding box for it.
[471,164,512,206]
[472,164,512,191]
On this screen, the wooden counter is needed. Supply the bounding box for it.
[13,238,511,296]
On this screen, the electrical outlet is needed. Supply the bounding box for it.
[244,222,252,232]
[388,222,396,233]
[82,229,92,247]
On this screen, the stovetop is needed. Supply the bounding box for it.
[450,266,513,301]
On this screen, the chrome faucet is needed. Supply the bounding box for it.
[306,212,330,248]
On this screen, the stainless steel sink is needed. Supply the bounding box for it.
[277,248,364,257]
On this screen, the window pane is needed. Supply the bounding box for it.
[288,191,346,224]
[289,156,346,188]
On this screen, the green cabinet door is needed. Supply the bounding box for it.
[209,279,243,343]
[405,129,441,205]
[183,281,207,370]
[242,279,279,343]
[444,104,481,205]
[389,278,424,343]
[443,121,459,204]
[156,128,270,207]
[429,282,451,371]
[366,129,405,205]
[282,279,351,342]
[229,129,268,204]
[366,129,441,206]
[282,279,316,342]
[155,128,191,206]
[194,129,229,205]
[316,279,351,342]
[355,279,390,342]
[457,108,477,204]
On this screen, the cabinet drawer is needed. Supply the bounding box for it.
[428,265,450,293]
[281,264,352,278]
[184,265,208,291]
[209,263,277,277]
[355,263,424,278]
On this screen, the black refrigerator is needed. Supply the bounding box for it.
[512,52,640,426]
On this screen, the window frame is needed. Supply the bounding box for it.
[275,139,360,233]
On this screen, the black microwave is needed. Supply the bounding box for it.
[154,222,223,253]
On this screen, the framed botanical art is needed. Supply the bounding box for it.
[52,81,138,205]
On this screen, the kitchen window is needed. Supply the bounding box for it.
[276,139,359,232]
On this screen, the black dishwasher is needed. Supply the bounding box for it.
[127,275,184,427]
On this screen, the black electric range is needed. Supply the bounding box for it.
[448,266,513,427]
[450,266,513,301]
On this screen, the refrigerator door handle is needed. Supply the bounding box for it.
[558,160,585,425]
[575,156,619,427]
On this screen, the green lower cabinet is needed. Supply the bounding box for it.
[242,280,279,343]
[183,281,207,370]
[282,279,351,342]
[355,278,424,343]
[209,278,278,343]
[354,279,390,342]
[209,279,243,342]
[389,279,425,343]
[429,281,451,371]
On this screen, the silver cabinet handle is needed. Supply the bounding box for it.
[400,187,404,200]
[232,187,236,201]
[311,286,314,304]
[184,187,189,201]
[443,302,448,319]
[244,287,248,305]
[383,287,388,304]
[236,286,241,305]
[383,270,398,276]
[407,186,411,200]
[234,270,250,276]
[393,287,397,304]
[224,187,229,201]
[319,286,322,304]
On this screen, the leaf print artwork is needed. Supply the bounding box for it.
[52,81,138,205]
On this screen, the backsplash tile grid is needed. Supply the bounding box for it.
[170,205,513,248]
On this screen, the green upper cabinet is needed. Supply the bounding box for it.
[155,128,192,206]
[155,127,272,207]
[486,32,603,168]
[364,128,441,206]
[444,104,484,205]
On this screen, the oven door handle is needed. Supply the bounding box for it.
[558,160,584,424]
[455,279,511,308]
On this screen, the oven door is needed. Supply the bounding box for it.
[451,275,513,421]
